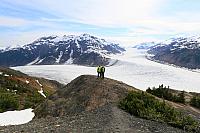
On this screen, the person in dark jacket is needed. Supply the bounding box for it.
[101,66,105,79]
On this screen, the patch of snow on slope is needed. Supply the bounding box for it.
[0,109,34,126]
[35,80,46,98]
[26,80,29,84]
[4,74,9,77]
[26,57,40,65]
[52,36,62,43]
[63,35,75,41]
[38,88,46,98]
[36,80,42,87]
[75,38,80,48]
[161,39,173,45]
[56,51,63,63]
[36,58,45,64]
[0,72,2,75]
[65,50,74,64]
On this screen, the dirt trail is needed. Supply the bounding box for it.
[111,106,133,132]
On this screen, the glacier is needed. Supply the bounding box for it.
[13,48,200,93]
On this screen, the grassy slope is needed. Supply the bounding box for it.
[0,67,63,112]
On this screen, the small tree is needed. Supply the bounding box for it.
[176,91,185,104]
[146,85,186,104]
[146,87,151,93]
[190,96,200,108]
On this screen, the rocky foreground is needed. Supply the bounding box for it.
[0,75,198,132]
[0,104,184,133]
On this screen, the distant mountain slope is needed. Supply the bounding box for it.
[0,34,125,67]
[0,67,63,112]
[147,36,200,69]
[133,42,157,49]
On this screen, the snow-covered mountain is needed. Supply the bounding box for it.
[147,36,200,69]
[133,42,157,50]
[0,34,125,67]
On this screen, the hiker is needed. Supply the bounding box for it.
[97,65,101,77]
[101,66,105,79]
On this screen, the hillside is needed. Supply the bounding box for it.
[34,75,133,117]
[0,34,125,67]
[0,67,63,112]
[147,36,200,69]
[0,75,199,132]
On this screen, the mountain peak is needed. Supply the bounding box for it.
[0,34,125,67]
[36,35,58,41]
[80,33,92,37]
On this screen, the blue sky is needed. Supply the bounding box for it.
[1,0,200,47]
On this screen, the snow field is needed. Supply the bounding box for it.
[0,109,34,126]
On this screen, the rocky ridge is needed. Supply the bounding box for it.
[0,75,197,132]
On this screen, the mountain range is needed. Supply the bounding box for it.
[133,42,156,49]
[0,34,125,67]
[146,36,200,69]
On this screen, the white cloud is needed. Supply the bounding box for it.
[7,0,165,27]
[71,0,164,26]
[9,0,200,32]
[0,16,31,27]
[1,0,200,47]
[2,0,199,30]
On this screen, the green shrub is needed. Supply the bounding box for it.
[24,92,45,108]
[0,93,19,112]
[119,91,199,132]
[190,96,200,109]
[146,85,185,104]
[173,91,185,103]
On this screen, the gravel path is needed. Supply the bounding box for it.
[0,104,186,133]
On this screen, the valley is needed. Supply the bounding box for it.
[13,48,200,93]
